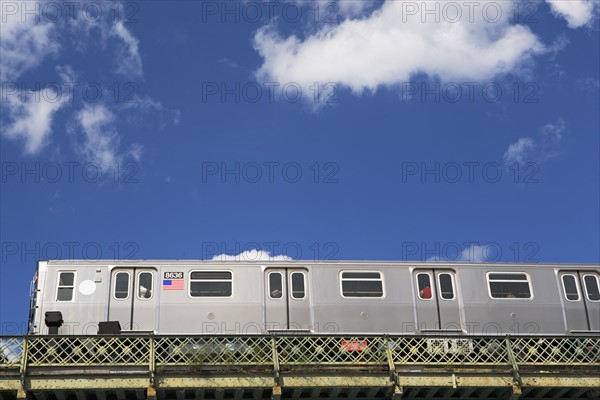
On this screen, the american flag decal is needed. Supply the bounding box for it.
[162,279,184,290]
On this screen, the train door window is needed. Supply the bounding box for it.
[190,271,232,297]
[269,272,283,299]
[561,274,580,301]
[56,272,75,301]
[137,272,153,299]
[340,271,384,298]
[114,272,130,299]
[583,275,600,301]
[291,272,305,299]
[438,273,454,300]
[416,273,432,300]
[487,273,532,299]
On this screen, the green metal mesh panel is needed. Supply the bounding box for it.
[155,336,273,366]
[0,337,23,368]
[276,336,387,365]
[510,337,600,365]
[27,336,149,366]
[388,336,510,365]
[3,334,599,370]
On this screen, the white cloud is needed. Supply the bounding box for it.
[3,89,68,154]
[55,64,77,83]
[503,138,536,165]
[129,143,143,161]
[336,0,376,17]
[577,77,600,92]
[73,104,142,170]
[61,5,144,77]
[540,118,565,142]
[211,249,294,262]
[503,119,565,166]
[0,3,164,163]
[112,21,143,77]
[132,95,164,110]
[547,33,570,55]
[545,0,597,28]
[427,244,494,262]
[0,13,58,81]
[253,1,544,99]
[0,5,146,87]
[275,0,376,18]
[538,118,565,160]
[121,95,181,127]
[459,245,489,263]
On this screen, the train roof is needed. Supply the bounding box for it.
[40,260,600,269]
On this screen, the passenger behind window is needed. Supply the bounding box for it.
[139,285,151,298]
[420,285,432,299]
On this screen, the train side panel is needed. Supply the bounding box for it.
[460,267,568,334]
[310,265,414,334]
[156,266,264,334]
[36,263,109,335]
[29,261,600,336]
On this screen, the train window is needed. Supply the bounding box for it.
[114,272,130,299]
[269,272,283,299]
[561,275,579,301]
[190,271,232,297]
[487,272,532,299]
[583,275,600,301]
[416,273,432,300]
[57,272,75,301]
[438,273,454,300]
[340,271,384,298]
[291,272,305,299]
[137,272,153,299]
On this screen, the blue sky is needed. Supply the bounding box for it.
[1,0,599,332]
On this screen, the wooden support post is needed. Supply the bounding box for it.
[505,336,522,392]
[391,384,404,399]
[271,384,282,400]
[18,336,29,399]
[385,336,403,398]
[271,336,282,400]
[509,383,522,400]
[149,334,156,388]
[271,337,281,385]
[16,388,27,399]
[147,386,157,400]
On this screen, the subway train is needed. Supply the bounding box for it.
[28,260,600,336]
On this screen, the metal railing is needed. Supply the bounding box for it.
[1,334,598,370]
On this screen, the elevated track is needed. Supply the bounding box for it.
[1,334,599,400]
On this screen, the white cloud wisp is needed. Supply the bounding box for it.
[253,0,545,99]
[211,249,294,262]
[3,89,68,154]
[0,11,58,81]
[545,0,597,28]
[504,119,565,166]
[73,104,142,170]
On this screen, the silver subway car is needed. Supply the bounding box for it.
[28,260,600,336]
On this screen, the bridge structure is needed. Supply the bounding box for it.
[0,334,599,400]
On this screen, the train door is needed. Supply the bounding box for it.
[108,268,157,331]
[264,268,311,331]
[413,269,462,332]
[558,271,600,332]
